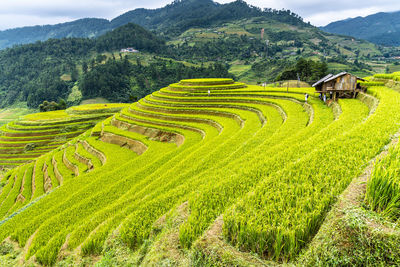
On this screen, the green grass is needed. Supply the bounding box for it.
[80,97,110,105]
[366,145,400,220]
[23,110,71,121]
[387,63,400,73]
[229,64,252,77]
[75,143,102,169]
[0,108,32,127]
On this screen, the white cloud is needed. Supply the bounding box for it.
[305,7,381,26]
[0,14,73,30]
[0,0,400,30]
[217,0,400,26]
[0,0,170,30]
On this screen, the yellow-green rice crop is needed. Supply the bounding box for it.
[0,79,399,266]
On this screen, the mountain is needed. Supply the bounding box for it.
[110,0,306,36]
[0,0,306,49]
[0,21,232,108]
[0,18,110,50]
[0,23,166,108]
[321,11,400,46]
[0,0,396,111]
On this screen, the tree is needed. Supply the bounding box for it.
[275,58,328,82]
[82,62,88,74]
[71,67,79,82]
[80,58,234,103]
[38,98,66,112]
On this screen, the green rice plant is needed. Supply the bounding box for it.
[98,96,309,250]
[0,106,121,170]
[17,114,111,126]
[15,90,253,262]
[68,128,202,252]
[177,98,343,249]
[179,78,234,85]
[7,163,35,214]
[52,150,74,182]
[75,143,102,169]
[373,73,396,80]
[366,146,400,220]
[169,82,246,91]
[66,103,129,115]
[0,167,26,219]
[23,110,71,121]
[31,156,47,200]
[222,86,400,260]
[0,83,308,263]
[25,111,240,260]
[64,145,88,175]
[1,80,399,266]
[77,104,276,252]
[1,136,135,247]
[118,107,218,138]
[359,81,385,87]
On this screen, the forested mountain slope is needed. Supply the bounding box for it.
[0,0,396,111]
[0,0,305,49]
[0,23,165,108]
[321,11,400,46]
[0,18,110,50]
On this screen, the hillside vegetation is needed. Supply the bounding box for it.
[0,0,305,49]
[0,23,165,108]
[0,18,110,50]
[0,78,400,266]
[1,0,398,111]
[0,20,236,109]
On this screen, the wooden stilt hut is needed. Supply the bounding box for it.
[312,72,365,100]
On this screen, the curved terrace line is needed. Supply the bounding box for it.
[150,94,288,123]
[118,114,206,139]
[136,102,245,128]
[142,98,268,126]
[110,118,185,147]
[128,107,224,134]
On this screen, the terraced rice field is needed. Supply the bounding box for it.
[0,78,400,266]
[0,105,127,169]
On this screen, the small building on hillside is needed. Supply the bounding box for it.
[120,48,139,53]
[312,72,365,100]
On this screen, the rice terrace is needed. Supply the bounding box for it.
[2,0,400,266]
[0,74,397,266]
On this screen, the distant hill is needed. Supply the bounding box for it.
[0,20,233,109]
[0,0,306,49]
[0,18,110,49]
[0,23,166,108]
[110,0,306,36]
[0,0,395,111]
[321,11,400,46]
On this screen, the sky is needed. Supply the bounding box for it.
[0,0,400,30]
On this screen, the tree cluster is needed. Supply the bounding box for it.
[39,99,67,112]
[80,57,234,102]
[0,23,166,108]
[275,58,328,82]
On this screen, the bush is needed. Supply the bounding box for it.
[39,99,67,112]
